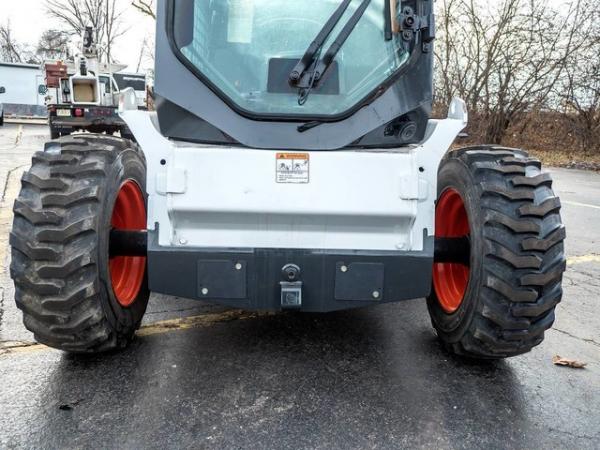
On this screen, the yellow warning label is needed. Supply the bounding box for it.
[276,153,310,184]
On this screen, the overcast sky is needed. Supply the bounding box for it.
[3,0,156,72]
[4,0,569,74]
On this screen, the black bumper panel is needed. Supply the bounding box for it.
[148,236,434,312]
[49,114,126,131]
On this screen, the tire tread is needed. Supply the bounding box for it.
[10,134,147,353]
[430,146,566,359]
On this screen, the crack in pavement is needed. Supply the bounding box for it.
[1,164,29,204]
[0,340,46,356]
[0,125,25,152]
[0,309,276,356]
[0,164,28,339]
[14,125,23,146]
[0,287,4,335]
[566,267,600,284]
[0,340,38,348]
[551,327,600,349]
[546,426,600,442]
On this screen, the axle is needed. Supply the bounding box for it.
[110,230,471,266]
[109,230,147,258]
[434,236,470,266]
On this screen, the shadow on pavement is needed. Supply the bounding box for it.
[30,302,532,449]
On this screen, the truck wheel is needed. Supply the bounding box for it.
[10,135,150,353]
[428,146,566,359]
[0,112,4,126]
[50,125,60,139]
[120,126,136,142]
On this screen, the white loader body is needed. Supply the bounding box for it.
[121,92,467,253]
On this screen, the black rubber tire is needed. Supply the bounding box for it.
[427,146,566,359]
[120,126,136,142]
[10,134,150,353]
[0,112,4,126]
[49,125,60,140]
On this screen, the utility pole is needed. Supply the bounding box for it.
[106,0,111,64]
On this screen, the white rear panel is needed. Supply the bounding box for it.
[121,98,468,252]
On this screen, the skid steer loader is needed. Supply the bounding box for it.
[10,0,565,358]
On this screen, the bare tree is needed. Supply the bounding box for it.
[131,0,156,72]
[558,1,600,154]
[132,0,156,20]
[132,30,153,68]
[45,0,126,62]
[435,0,586,143]
[0,21,23,63]
[36,29,71,61]
[103,0,123,63]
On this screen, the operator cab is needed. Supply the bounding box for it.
[155,0,435,149]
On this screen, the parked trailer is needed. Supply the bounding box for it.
[0,62,47,118]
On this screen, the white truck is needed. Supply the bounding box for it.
[113,72,148,110]
[44,27,133,139]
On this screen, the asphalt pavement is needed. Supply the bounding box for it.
[0,123,599,449]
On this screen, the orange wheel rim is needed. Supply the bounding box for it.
[109,180,146,307]
[432,188,470,314]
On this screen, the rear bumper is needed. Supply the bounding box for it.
[121,99,468,310]
[148,232,434,312]
[50,117,125,128]
[49,107,125,130]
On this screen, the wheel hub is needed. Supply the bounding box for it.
[432,188,470,314]
[109,180,146,307]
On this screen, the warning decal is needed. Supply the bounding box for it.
[276,153,310,184]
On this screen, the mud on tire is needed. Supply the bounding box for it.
[10,134,150,353]
[428,146,566,359]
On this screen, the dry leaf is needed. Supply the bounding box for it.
[552,355,587,369]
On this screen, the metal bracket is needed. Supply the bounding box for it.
[399,5,435,44]
[156,168,187,195]
[280,281,302,309]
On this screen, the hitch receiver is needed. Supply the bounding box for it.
[280,264,303,309]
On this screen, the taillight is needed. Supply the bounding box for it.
[74,108,84,117]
